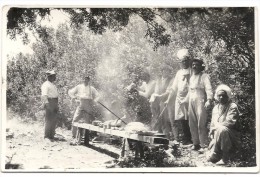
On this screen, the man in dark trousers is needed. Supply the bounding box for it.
[41,70,59,140]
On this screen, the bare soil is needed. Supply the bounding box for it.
[4,118,226,171]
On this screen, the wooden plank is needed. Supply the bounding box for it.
[73,122,169,145]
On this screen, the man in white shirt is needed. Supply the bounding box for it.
[41,70,59,140]
[164,49,192,144]
[150,65,173,138]
[185,59,213,151]
[68,75,100,138]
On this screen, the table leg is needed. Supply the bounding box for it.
[77,128,83,145]
[135,141,144,158]
[84,129,90,146]
[139,142,144,158]
[121,138,126,157]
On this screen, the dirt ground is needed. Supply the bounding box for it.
[4,118,226,171]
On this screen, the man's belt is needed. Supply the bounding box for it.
[48,97,58,99]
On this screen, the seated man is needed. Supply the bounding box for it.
[207,84,241,164]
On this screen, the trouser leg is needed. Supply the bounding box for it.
[72,107,82,138]
[214,126,233,158]
[172,121,179,141]
[44,119,52,138]
[50,106,58,139]
[161,107,171,138]
[181,120,192,141]
[150,98,160,130]
[45,107,52,139]
[197,104,208,147]
[188,102,200,145]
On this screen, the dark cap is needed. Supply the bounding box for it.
[192,59,204,65]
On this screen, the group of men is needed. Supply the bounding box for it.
[41,73,99,141]
[41,48,241,164]
[131,49,212,150]
[125,48,241,163]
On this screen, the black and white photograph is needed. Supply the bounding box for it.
[1,0,259,173]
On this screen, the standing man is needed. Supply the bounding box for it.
[186,59,213,151]
[41,70,59,140]
[150,65,173,138]
[68,75,100,139]
[164,49,192,144]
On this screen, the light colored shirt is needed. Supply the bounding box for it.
[139,80,156,99]
[210,102,239,131]
[189,72,213,100]
[170,68,190,95]
[41,80,59,103]
[68,84,99,101]
[154,76,172,95]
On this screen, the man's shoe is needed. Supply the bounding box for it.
[222,152,230,164]
[191,144,201,151]
[198,148,207,154]
[182,140,193,145]
[207,153,221,163]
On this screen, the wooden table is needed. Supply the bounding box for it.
[73,122,169,158]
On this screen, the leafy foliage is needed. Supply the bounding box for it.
[117,145,196,168]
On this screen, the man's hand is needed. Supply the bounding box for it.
[150,94,160,103]
[209,129,215,139]
[164,99,169,106]
[40,103,45,110]
[204,99,212,110]
[43,102,50,110]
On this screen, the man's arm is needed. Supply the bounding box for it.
[68,85,78,99]
[164,71,179,104]
[41,83,49,104]
[139,81,156,98]
[92,87,100,102]
[221,103,239,129]
[203,74,213,109]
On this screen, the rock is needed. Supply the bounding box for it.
[169,140,179,147]
[106,163,116,168]
[6,132,14,139]
[16,133,27,138]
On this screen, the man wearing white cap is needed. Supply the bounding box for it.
[164,49,192,144]
[41,70,59,140]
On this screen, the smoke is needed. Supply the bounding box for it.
[95,47,128,121]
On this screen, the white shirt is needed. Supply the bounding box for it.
[138,80,156,99]
[189,72,213,100]
[41,81,59,98]
[170,68,191,95]
[68,84,99,100]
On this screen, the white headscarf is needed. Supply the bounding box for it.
[214,84,232,101]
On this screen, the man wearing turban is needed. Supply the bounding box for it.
[207,84,241,164]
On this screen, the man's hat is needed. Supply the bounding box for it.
[46,70,56,76]
[177,49,190,61]
[192,58,204,65]
[84,75,91,80]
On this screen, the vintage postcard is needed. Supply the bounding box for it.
[1,0,259,174]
